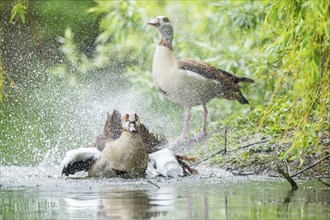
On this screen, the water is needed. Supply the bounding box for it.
[1,166,329,220]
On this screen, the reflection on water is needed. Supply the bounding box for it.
[64,188,173,219]
[1,186,175,219]
[0,166,329,220]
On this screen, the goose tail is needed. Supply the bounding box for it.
[175,155,199,175]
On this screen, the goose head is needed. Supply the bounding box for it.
[122,113,140,133]
[148,16,173,42]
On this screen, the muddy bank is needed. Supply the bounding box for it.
[169,134,330,180]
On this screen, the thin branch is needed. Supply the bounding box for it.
[227,139,270,153]
[291,154,330,178]
[223,126,228,155]
[194,139,270,165]
[194,149,225,165]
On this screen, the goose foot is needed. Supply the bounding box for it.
[191,131,207,141]
[174,134,190,145]
[172,132,207,147]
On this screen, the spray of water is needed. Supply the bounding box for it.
[0,62,185,168]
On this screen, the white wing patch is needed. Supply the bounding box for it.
[185,70,220,85]
[185,70,208,81]
[61,147,101,168]
[147,148,184,178]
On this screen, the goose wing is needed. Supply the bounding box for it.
[147,148,198,178]
[139,123,167,154]
[61,147,101,177]
[177,59,254,84]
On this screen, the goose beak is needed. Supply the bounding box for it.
[123,113,140,133]
[148,18,159,27]
[127,122,137,132]
[124,120,139,132]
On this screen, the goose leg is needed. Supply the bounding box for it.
[178,106,191,142]
[201,104,208,135]
[192,104,208,140]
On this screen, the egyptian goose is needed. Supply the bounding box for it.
[148,16,254,142]
[61,111,197,178]
[62,112,149,178]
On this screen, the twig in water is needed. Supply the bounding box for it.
[232,171,255,176]
[147,180,160,188]
[291,154,330,178]
[277,164,298,191]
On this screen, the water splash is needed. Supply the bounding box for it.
[1,63,184,167]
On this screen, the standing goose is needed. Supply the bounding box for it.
[148,16,254,142]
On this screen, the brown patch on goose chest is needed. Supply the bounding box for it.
[159,39,172,50]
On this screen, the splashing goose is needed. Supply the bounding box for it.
[148,16,254,142]
[89,112,149,177]
[62,112,148,177]
[61,111,197,178]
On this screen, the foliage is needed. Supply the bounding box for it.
[203,0,329,166]
[257,0,330,164]
[10,0,28,24]
[52,1,150,80]
[31,1,98,46]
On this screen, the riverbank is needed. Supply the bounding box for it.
[170,132,330,180]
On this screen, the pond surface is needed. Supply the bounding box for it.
[1,165,329,220]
